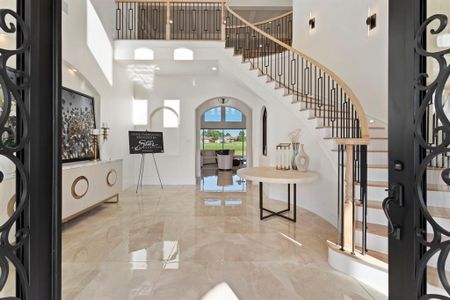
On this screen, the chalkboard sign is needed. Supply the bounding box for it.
[129,131,164,154]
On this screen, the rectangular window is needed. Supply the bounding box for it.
[164,99,180,128]
[132,99,148,125]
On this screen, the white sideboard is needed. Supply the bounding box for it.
[62,159,122,222]
[0,159,123,223]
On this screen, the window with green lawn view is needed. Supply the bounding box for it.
[201,129,247,157]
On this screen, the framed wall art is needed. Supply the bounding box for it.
[61,87,96,162]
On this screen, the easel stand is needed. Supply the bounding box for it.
[136,153,163,193]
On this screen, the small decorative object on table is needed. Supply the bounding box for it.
[295,144,310,172]
[288,128,302,170]
[100,122,111,161]
[276,143,291,170]
[90,129,101,161]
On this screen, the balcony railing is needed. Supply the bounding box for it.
[115,0,293,44]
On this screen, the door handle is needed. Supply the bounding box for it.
[382,183,403,240]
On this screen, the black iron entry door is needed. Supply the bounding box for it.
[389,0,450,299]
[0,0,61,299]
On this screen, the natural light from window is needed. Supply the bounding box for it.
[132,99,148,125]
[163,100,180,128]
[173,48,194,60]
[134,48,154,60]
[225,107,243,122]
[86,0,113,85]
[204,107,222,122]
[201,282,239,300]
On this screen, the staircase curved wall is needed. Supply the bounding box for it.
[292,0,388,123]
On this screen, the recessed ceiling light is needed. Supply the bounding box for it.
[369,119,375,123]
[71,68,78,73]
[211,67,217,71]
[155,67,161,71]
[169,20,173,24]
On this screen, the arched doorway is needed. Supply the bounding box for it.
[195,97,252,192]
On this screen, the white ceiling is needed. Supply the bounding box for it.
[117,60,220,76]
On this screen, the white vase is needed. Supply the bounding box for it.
[295,144,310,172]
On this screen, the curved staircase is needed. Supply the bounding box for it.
[114,1,450,295]
[222,5,450,295]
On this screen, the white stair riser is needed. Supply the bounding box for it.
[357,207,450,231]
[368,168,388,181]
[356,186,450,210]
[334,152,387,165]
[318,128,386,139]
[368,139,387,150]
[367,168,446,184]
[357,207,387,226]
[367,129,387,138]
[355,232,388,254]
[355,185,388,200]
[367,152,388,165]
[428,191,450,208]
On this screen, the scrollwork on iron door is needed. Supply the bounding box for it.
[415,14,450,299]
[0,8,31,300]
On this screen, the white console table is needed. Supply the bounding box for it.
[62,159,122,222]
[0,159,123,223]
[237,167,319,222]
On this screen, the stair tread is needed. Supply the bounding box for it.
[325,136,388,140]
[331,149,388,153]
[308,115,355,121]
[356,200,382,210]
[317,126,385,130]
[356,221,387,237]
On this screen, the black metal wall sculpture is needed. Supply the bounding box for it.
[0,8,30,299]
[415,13,450,299]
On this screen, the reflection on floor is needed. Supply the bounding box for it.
[200,166,246,192]
[62,185,386,300]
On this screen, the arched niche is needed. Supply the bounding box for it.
[148,106,181,155]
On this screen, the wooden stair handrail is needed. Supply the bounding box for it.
[225,4,370,142]
[116,0,226,3]
[226,11,293,29]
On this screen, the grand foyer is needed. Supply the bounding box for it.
[0,0,449,299]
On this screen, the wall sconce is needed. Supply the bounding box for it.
[366,14,376,30]
[309,17,316,30]
[101,122,110,141]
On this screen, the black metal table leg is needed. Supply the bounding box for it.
[259,182,263,220]
[259,181,297,223]
[288,183,291,211]
[294,184,297,222]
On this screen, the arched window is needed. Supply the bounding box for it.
[201,106,246,158]
[173,48,194,61]
[262,107,267,156]
[134,47,154,60]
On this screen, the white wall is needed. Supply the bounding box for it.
[133,74,262,185]
[293,0,388,123]
[63,0,135,188]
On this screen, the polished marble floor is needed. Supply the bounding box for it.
[200,171,247,193]
[62,185,386,300]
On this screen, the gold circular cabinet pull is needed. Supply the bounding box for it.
[106,169,117,187]
[71,176,89,200]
